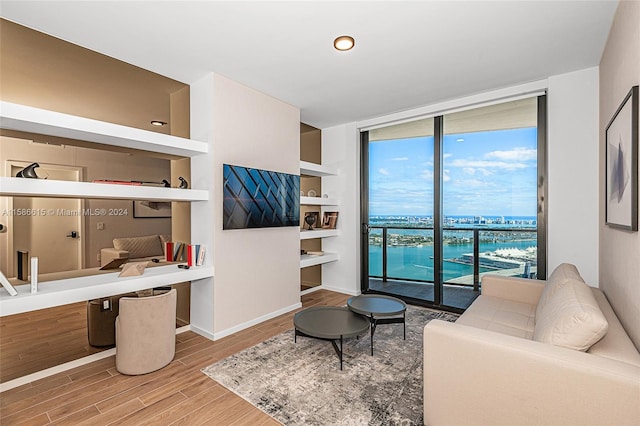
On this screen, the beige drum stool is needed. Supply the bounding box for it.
[115,289,177,375]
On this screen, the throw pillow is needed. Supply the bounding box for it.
[533,278,608,351]
[535,263,584,323]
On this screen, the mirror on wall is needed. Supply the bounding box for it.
[0,136,173,280]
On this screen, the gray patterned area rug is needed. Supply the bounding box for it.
[202,305,458,425]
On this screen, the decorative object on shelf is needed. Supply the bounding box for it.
[605,85,638,231]
[162,179,170,187]
[0,271,18,296]
[323,194,329,198]
[30,256,39,294]
[307,251,324,256]
[300,249,307,255]
[17,250,28,281]
[133,200,172,218]
[15,162,40,178]
[322,211,339,229]
[307,189,317,197]
[304,211,319,230]
[178,176,189,189]
[300,190,305,196]
[118,261,147,278]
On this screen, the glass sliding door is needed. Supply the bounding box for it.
[364,118,435,303]
[361,96,546,311]
[441,97,541,309]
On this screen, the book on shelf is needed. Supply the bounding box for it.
[173,242,185,262]
[186,244,199,267]
[196,245,206,266]
[165,241,174,262]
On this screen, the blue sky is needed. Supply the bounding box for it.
[369,127,538,217]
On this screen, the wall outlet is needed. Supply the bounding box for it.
[97,222,105,230]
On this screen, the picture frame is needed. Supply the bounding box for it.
[605,85,638,231]
[303,211,320,230]
[322,211,339,229]
[133,200,172,218]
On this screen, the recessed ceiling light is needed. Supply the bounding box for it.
[334,35,355,51]
[151,120,167,127]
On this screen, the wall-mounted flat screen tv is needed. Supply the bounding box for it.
[223,164,300,229]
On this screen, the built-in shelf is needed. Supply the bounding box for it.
[0,101,208,157]
[300,196,339,206]
[300,229,340,240]
[300,161,338,177]
[300,252,339,268]
[0,264,214,317]
[0,177,208,201]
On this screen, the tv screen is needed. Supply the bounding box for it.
[223,164,300,229]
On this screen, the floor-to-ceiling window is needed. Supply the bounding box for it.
[362,96,546,311]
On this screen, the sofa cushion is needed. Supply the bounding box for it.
[457,295,536,339]
[533,278,608,351]
[535,263,584,323]
[113,235,164,259]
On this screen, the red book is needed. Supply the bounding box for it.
[165,242,174,262]
[187,244,194,267]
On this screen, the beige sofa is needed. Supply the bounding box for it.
[100,234,169,267]
[423,263,640,426]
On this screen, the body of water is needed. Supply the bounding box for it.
[369,239,535,282]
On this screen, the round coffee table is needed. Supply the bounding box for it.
[347,294,407,355]
[294,306,369,370]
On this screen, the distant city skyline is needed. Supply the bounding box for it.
[369,127,538,216]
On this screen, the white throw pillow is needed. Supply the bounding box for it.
[533,278,608,351]
[535,263,584,323]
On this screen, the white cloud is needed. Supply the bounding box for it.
[443,169,451,182]
[463,167,475,175]
[391,157,409,161]
[443,153,453,159]
[485,147,536,161]
[449,159,528,170]
[379,168,390,175]
[420,169,433,180]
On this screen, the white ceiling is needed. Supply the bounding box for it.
[0,1,618,129]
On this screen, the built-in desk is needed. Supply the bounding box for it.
[1,264,214,317]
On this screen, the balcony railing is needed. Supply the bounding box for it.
[368,226,537,291]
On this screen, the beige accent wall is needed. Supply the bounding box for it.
[0,19,186,134]
[211,73,300,334]
[599,0,640,349]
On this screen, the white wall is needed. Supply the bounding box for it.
[325,73,601,292]
[190,73,301,339]
[599,0,640,349]
[322,123,361,295]
[547,67,600,285]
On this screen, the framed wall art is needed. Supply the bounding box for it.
[605,85,638,231]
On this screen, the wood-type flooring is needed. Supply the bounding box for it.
[0,290,350,425]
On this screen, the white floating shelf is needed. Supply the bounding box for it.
[300,229,340,239]
[300,196,339,206]
[0,177,208,201]
[300,252,339,268]
[300,161,338,177]
[0,101,208,157]
[0,264,214,317]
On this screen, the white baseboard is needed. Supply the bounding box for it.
[301,285,324,296]
[210,302,302,340]
[322,284,361,296]
[0,325,192,393]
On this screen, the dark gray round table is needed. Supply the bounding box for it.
[294,306,369,370]
[347,294,407,355]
